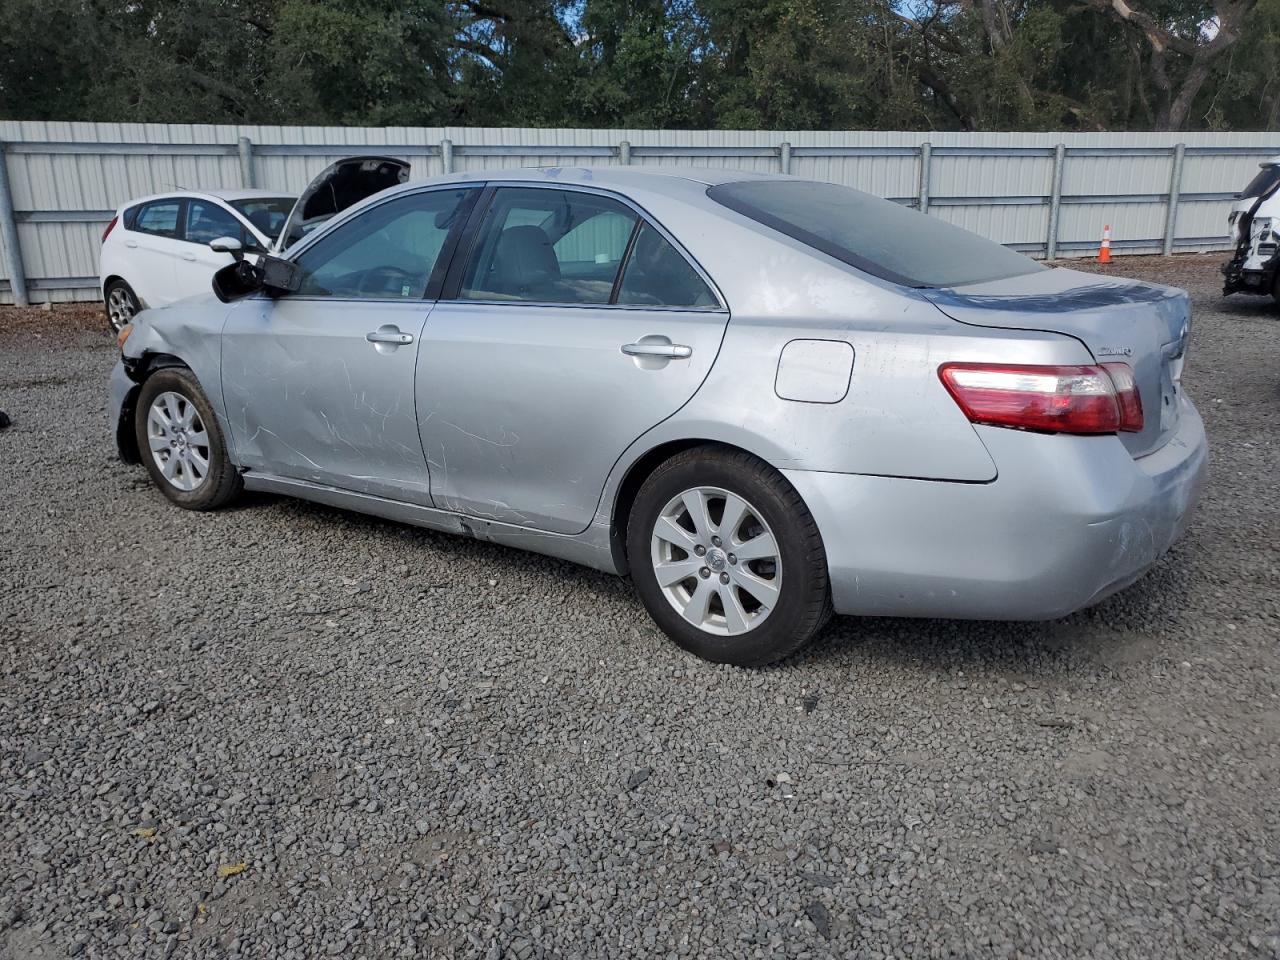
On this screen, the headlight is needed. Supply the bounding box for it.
[116,322,133,351]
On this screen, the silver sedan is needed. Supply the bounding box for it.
[108,164,1208,666]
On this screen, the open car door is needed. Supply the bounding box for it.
[273,156,410,252]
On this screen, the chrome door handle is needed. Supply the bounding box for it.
[366,329,414,345]
[621,341,692,359]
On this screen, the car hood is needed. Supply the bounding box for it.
[275,156,410,253]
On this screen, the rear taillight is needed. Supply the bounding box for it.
[101,216,119,243]
[938,362,1143,436]
[1098,362,1144,432]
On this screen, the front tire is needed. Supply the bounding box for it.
[104,280,139,334]
[134,368,241,510]
[627,446,832,666]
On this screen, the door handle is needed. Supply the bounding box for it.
[621,341,692,359]
[125,240,138,248]
[181,252,197,262]
[366,328,414,345]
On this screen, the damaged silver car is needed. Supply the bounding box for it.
[109,162,1207,666]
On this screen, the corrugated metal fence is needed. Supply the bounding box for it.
[1,121,1276,305]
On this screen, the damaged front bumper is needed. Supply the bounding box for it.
[108,359,141,463]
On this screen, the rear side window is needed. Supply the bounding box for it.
[461,188,638,304]
[616,222,717,308]
[134,201,181,238]
[185,200,243,245]
[707,180,1043,288]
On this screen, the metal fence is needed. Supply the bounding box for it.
[1,121,1276,305]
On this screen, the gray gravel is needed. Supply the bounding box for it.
[2,254,1279,960]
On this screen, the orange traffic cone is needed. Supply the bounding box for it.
[1098,224,1112,264]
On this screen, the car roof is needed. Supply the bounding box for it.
[121,188,296,208]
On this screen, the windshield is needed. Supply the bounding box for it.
[230,197,295,242]
[1240,164,1280,201]
[707,179,1043,288]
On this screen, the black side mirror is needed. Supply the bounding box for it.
[211,255,300,302]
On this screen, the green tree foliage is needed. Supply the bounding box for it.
[0,0,1271,130]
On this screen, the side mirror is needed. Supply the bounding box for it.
[260,256,302,295]
[211,255,300,302]
[209,236,243,260]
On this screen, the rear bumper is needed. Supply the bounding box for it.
[785,395,1208,620]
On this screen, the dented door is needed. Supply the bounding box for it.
[220,185,479,504]
[220,297,433,503]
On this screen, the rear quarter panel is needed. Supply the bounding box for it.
[599,184,1094,488]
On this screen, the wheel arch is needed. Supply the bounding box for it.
[609,437,789,574]
[116,352,195,464]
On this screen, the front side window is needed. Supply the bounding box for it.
[185,200,243,246]
[460,188,638,304]
[616,222,718,308]
[293,188,475,299]
[134,201,181,238]
[707,179,1043,288]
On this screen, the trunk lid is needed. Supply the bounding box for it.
[275,156,411,253]
[924,267,1191,457]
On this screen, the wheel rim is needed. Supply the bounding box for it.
[146,391,211,492]
[107,287,135,331]
[649,486,781,636]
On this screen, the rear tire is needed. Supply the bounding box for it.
[627,446,832,667]
[134,368,241,510]
[104,280,139,334]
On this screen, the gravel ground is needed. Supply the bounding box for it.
[1,254,1278,960]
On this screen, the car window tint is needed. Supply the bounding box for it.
[707,180,1043,288]
[134,201,181,238]
[616,222,717,308]
[460,188,638,304]
[293,188,474,299]
[185,200,243,245]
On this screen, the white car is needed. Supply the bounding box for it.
[99,189,296,332]
[1222,156,1280,302]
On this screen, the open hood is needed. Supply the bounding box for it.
[274,156,410,252]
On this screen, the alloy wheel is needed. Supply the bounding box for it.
[649,486,781,636]
[146,391,211,492]
[107,287,136,332]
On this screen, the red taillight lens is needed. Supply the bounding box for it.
[101,215,119,243]
[1099,362,1144,432]
[939,362,1138,435]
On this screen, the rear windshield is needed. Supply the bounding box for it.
[1240,164,1280,201]
[706,179,1043,288]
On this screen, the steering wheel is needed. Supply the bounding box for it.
[357,265,419,297]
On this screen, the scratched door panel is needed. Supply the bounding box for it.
[221,297,433,504]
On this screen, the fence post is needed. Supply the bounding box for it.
[780,141,792,175]
[1047,142,1066,260]
[440,138,454,175]
[237,137,255,189]
[0,142,29,308]
[1163,143,1186,257]
[918,142,932,214]
[618,140,631,165]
